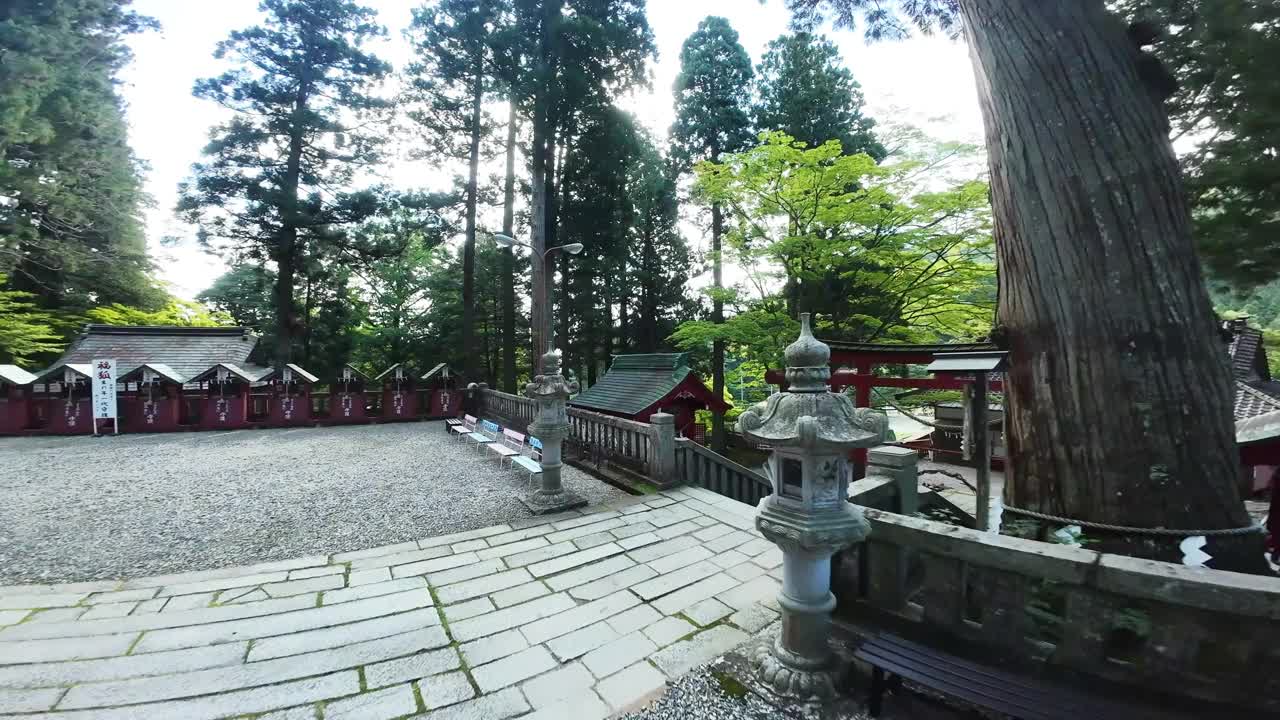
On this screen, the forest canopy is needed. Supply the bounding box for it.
[4,0,1268,413]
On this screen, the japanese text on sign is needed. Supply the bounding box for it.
[91,359,117,419]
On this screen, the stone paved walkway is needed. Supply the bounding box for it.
[0,486,782,719]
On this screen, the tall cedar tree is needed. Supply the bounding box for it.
[788,0,1263,571]
[0,0,160,318]
[753,33,886,159]
[179,0,391,366]
[670,16,754,450]
[498,94,525,392]
[1112,0,1280,290]
[406,0,508,381]
[630,142,690,354]
[559,107,688,383]
[515,0,653,372]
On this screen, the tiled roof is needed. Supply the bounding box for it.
[341,364,372,382]
[375,363,417,382]
[421,363,453,382]
[189,363,265,384]
[118,363,187,385]
[33,364,93,384]
[571,353,696,416]
[1222,317,1270,383]
[1236,409,1280,446]
[0,365,37,386]
[259,363,320,384]
[1234,380,1280,421]
[54,325,264,380]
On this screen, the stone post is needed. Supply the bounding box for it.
[738,313,888,701]
[867,445,919,516]
[522,345,586,515]
[649,412,676,487]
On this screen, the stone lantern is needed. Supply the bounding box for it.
[522,343,586,514]
[738,313,888,700]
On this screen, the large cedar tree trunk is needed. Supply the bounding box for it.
[501,99,519,393]
[460,59,483,380]
[958,0,1262,571]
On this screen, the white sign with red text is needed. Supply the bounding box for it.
[91,359,118,420]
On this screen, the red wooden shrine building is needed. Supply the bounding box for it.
[570,353,728,440]
[118,363,188,432]
[31,364,95,434]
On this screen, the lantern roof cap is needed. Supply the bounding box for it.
[740,314,888,450]
[784,313,830,392]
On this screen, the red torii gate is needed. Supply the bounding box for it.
[765,340,1005,474]
[765,340,1004,402]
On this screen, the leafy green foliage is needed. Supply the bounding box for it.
[753,33,885,159]
[198,265,277,333]
[0,275,66,363]
[1111,0,1280,289]
[85,300,232,327]
[693,131,993,341]
[0,0,161,314]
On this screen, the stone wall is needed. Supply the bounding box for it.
[833,486,1280,711]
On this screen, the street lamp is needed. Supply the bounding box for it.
[492,231,587,515]
[491,233,582,374]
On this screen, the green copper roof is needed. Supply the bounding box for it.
[570,353,694,416]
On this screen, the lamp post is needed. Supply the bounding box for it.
[492,232,587,514]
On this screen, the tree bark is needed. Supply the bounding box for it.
[528,0,559,375]
[274,78,309,367]
[711,202,727,451]
[957,0,1263,571]
[461,53,483,381]
[501,98,519,393]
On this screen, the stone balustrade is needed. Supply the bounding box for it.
[837,450,1280,712]
[475,389,667,486]
[673,438,770,506]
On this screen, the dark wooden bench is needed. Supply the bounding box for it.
[855,633,1183,720]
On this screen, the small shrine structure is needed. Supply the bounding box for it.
[569,353,728,440]
[118,363,187,432]
[329,365,371,424]
[31,364,94,434]
[420,363,464,419]
[376,363,418,421]
[190,363,261,430]
[258,364,319,426]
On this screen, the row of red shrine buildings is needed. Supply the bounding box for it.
[0,325,466,435]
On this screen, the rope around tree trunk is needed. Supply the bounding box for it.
[998,505,1263,536]
[918,470,1261,536]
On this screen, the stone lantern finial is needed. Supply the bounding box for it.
[784,313,830,392]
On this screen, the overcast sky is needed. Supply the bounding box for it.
[119,0,983,299]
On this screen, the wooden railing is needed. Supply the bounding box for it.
[674,437,771,507]
[566,406,654,476]
[835,508,1280,712]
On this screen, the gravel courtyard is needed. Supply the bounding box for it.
[0,422,627,585]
